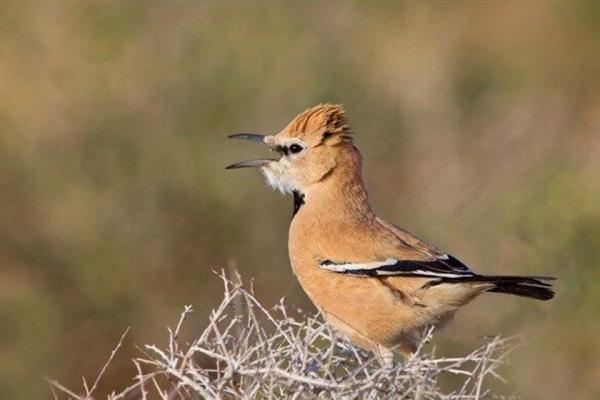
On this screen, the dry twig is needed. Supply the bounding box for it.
[49,271,520,399]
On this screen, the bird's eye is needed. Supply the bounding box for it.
[289,144,303,154]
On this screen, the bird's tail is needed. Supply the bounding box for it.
[441,275,556,301]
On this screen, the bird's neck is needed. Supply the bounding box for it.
[295,162,373,223]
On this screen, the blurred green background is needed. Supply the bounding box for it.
[1,1,599,399]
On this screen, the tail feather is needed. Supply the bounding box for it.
[488,281,554,300]
[438,275,555,301]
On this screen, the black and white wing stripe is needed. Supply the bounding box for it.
[319,254,474,279]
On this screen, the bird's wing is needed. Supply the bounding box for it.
[318,216,474,279]
[318,253,474,278]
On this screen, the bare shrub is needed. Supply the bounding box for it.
[49,271,519,399]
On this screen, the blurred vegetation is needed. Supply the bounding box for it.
[0,2,599,399]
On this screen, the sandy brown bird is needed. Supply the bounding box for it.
[226,104,554,364]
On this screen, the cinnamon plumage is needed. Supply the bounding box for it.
[226,104,554,364]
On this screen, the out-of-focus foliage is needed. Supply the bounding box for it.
[0,2,598,399]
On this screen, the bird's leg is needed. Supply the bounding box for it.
[375,344,395,368]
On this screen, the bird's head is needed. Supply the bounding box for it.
[226,104,360,194]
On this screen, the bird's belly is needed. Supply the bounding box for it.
[290,259,438,351]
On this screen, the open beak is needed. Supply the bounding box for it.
[225,133,278,170]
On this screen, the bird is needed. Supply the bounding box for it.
[226,104,555,364]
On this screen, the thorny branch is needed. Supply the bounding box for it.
[49,270,521,399]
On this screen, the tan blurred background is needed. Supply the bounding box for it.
[0,1,599,399]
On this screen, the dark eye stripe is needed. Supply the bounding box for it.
[275,145,289,155]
